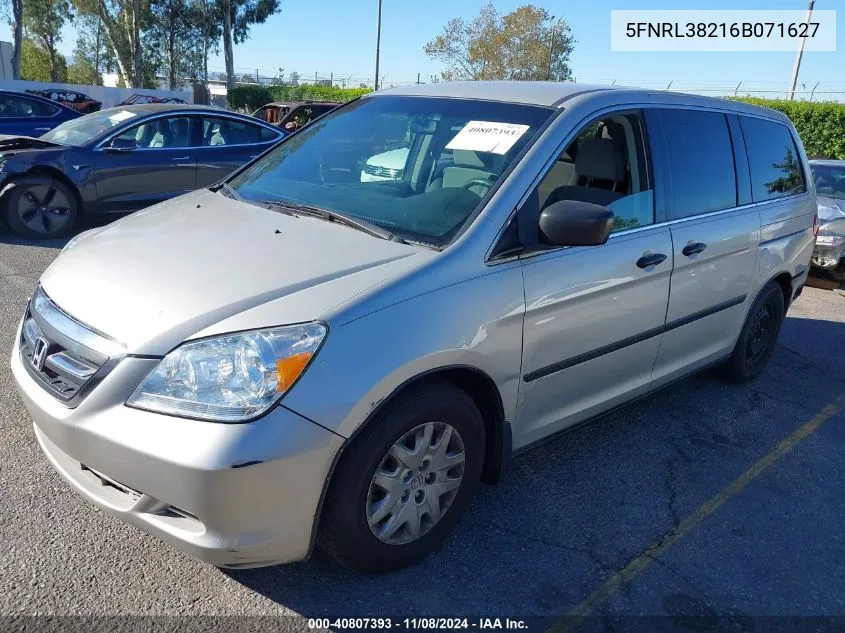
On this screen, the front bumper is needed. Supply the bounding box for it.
[11,332,343,568]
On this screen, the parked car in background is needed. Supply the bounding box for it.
[10,83,815,574]
[0,89,80,136]
[119,94,188,106]
[251,101,339,132]
[809,159,845,281]
[0,103,283,238]
[26,89,102,114]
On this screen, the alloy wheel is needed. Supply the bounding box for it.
[17,184,72,235]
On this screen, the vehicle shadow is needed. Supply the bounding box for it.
[222,314,845,618]
[0,216,114,250]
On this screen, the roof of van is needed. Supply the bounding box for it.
[372,81,790,122]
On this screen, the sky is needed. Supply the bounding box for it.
[1,0,843,95]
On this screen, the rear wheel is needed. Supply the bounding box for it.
[722,283,785,383]
[2,175,79,239]
[318,379,485,573]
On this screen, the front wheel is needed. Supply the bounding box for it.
[318,380,485,573]
[2,175,79,239]
[721,283,785,383]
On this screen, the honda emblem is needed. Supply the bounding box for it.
[31,336,49,371]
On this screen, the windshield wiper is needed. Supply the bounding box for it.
[216,183,296,216]
[264,200,396,241]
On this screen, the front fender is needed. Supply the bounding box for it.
[282,262,526,439]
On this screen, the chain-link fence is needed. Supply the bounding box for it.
[205,68,845,102]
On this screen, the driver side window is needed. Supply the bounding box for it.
[535,111,654,233]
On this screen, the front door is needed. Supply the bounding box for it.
[90,114,198,213]
[515,110,672,449]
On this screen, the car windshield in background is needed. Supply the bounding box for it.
[229,96,554,246]
[40,109,139,146]
[811,164,845,200]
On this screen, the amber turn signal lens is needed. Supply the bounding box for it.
[276,352,313,392]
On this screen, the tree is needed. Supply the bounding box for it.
[20,38,67,81]
[24,0,72,81]
[67,51,102,84]
[147,0,206,89]
[216,0,280,90]
[2,0,25,78]
[70,13,114,84]
[424,2,575,82]
[192,0,220,82]
[287,70,299,86]
[73,0,145,87]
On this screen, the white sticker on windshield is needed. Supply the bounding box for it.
[445,121,530,155]
[109,110,137,123]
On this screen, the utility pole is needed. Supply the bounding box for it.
[374,0,382,90]
[546,16,557,81]
[788,0,815,100]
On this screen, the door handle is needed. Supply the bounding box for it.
[171,156,191,161]
[33,127,51,132]
[636,252,668,269]
[682,241,707,257]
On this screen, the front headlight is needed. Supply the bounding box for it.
[127,323,327,422]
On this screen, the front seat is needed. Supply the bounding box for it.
[170,118,190,147]
[149,120,172,148]
[210,122,229,145]
[543,138,628,208]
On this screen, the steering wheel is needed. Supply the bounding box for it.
[462,178,494,195]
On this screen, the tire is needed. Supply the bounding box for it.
[721,283,785,383]
[318,379,485,573]
[2,175,79,239]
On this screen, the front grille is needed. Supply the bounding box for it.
[362,163,403,179]
[19,286,125,406]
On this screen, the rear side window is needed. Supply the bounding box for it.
[660,109,737,219]
[740,117,806,202]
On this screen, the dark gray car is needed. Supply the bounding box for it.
[0,104,283,238]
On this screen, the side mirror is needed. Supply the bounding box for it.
[104,137,136,153]
[538,200,614,247]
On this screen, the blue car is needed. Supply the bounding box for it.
[0,89,81,137]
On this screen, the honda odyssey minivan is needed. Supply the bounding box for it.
[11,82,816,573]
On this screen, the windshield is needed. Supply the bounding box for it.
[228,96,554,246]
[811,164,845,200]
[41,109,140,146]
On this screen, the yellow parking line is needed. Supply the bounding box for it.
[549,393,844,633]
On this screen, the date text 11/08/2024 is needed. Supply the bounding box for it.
[306,618,529,630]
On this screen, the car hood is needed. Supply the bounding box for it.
[40,189,428,355]
[817,195,845,223]
[0,135,64,152]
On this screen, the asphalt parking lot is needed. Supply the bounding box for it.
[1,224,845,625]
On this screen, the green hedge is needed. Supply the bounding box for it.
[227,85,274,111]
[227,84,371,110]
[734,97,845,160]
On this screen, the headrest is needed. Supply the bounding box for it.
[575,138,626,182]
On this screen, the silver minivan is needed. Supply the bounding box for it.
[11,82,816,573]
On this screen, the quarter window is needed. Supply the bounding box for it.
[660,109,736,219]
[740,117,806,202]
[534,111,654,233]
